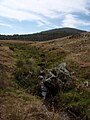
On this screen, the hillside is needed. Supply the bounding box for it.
[0,27,86,41]
[0,43,61,120]
[0,32,90,120]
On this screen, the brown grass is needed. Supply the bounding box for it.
[0,44,15,88]
[0,90,60,120]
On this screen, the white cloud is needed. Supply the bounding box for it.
[0,0,90,19]
[0,5,44,21]
[0,22,12,28]
[62,14,77,28]
[0,0,90,28]
[62,14,90,28]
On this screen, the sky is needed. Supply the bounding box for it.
[0,0,90,35]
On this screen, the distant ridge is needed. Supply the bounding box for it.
[0,27,86,41]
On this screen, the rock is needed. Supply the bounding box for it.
[83,81,89,88]
[59,112,70,120]
[38,75,44,80]
[40,63,73,99]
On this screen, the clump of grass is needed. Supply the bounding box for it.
[14,58,40,94]
[54,88,90,119]
[9,46,15,51]
[0,64,12,89]
[0,89,60,120]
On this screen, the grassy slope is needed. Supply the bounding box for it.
[0,42,60,120]
[0,32,90,119]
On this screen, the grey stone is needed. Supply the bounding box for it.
[40,63,73,99]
